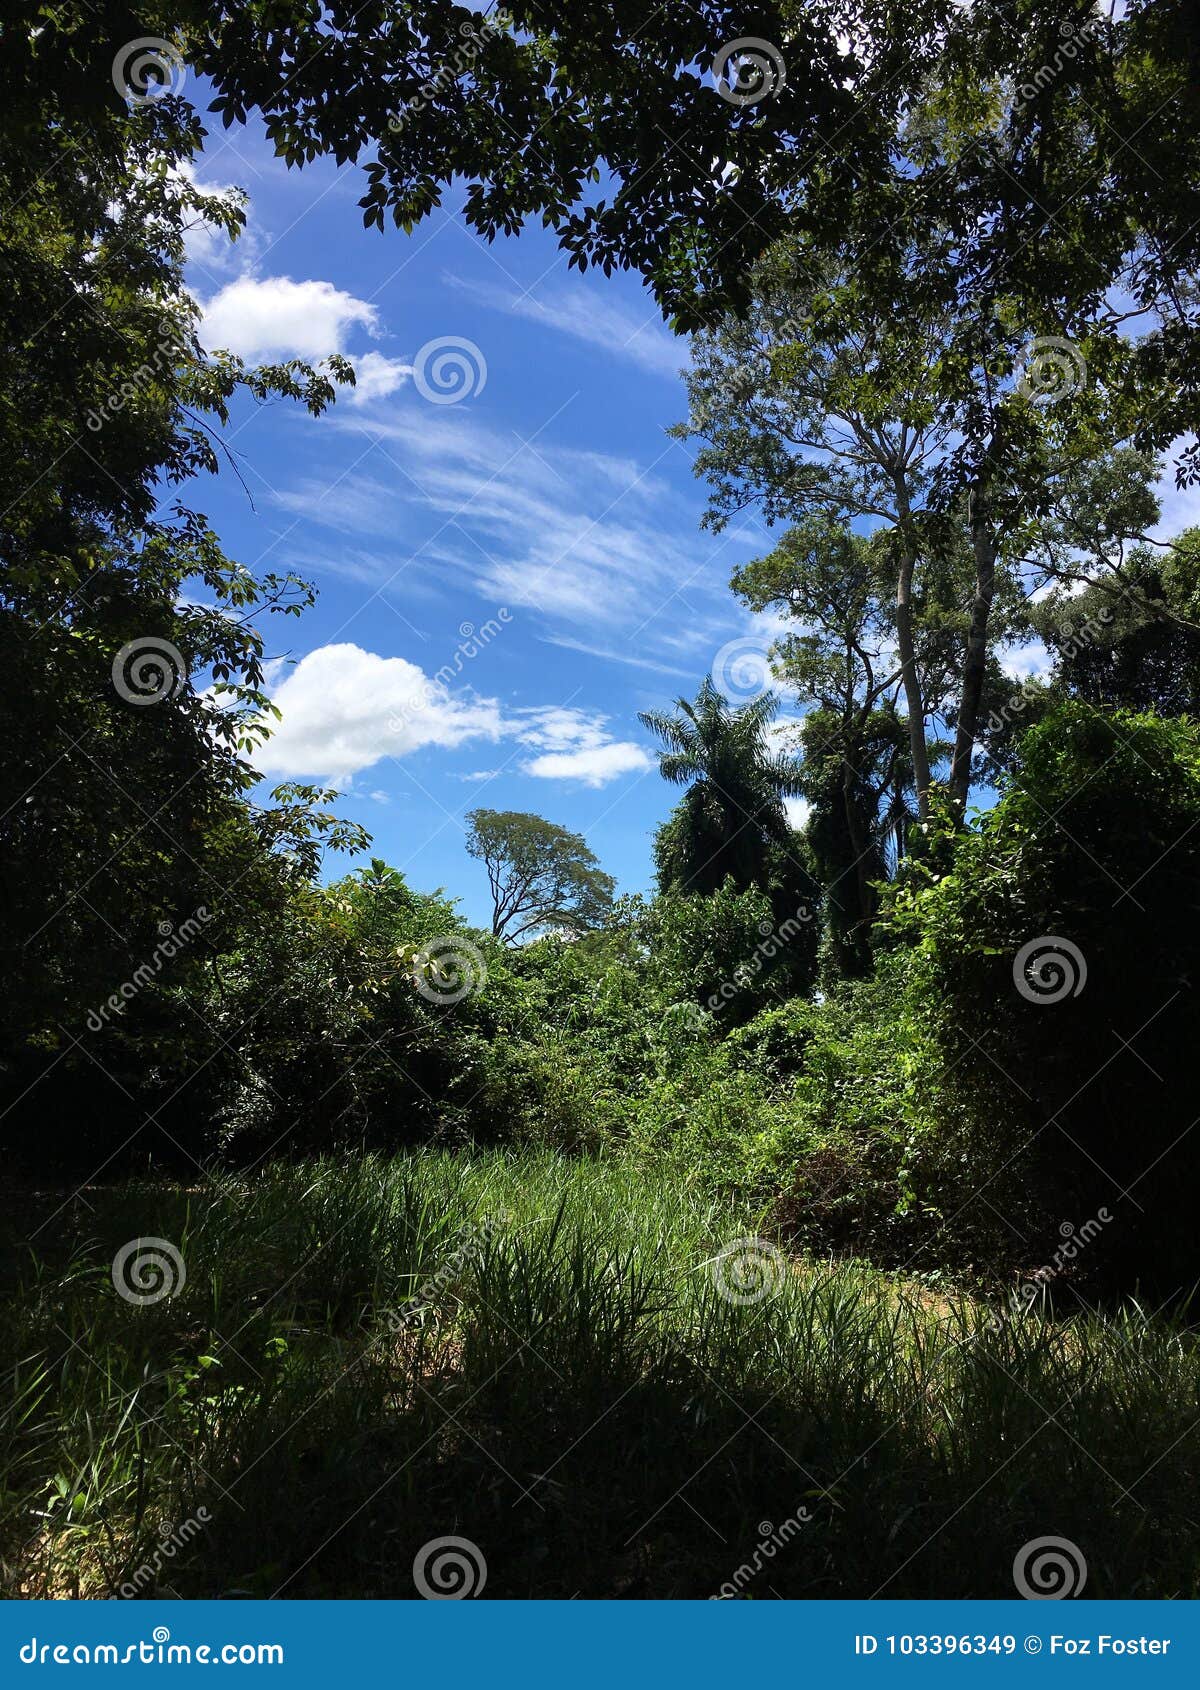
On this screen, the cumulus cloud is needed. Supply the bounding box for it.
[199,276,411,397]
[512,705,653,786]
[202,275,376,362]
[254,642,650,789]
[523,742,653,786]
[255,642,504,783]
[350,350,414,404]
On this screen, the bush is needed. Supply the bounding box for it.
[642,879,818,1027]
[892,705,1200,1294]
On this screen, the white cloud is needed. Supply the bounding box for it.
[523,742,653,787]
[255,642,504,783]
[350,350,414,404]
[1004,640,1055,682]
[448,276,686,379]
[200,276,407,401]
[512,704,653,787]
[255,642,652,789]
[317,407,702,633]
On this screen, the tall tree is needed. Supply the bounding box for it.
[466,810,614,941]
[640,679,802,896]
[676,240,1172,819]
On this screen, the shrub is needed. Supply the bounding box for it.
[891,705,1200,1294]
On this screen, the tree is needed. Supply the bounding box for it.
[0,6,366,1163]
[677,238,1175,820]
[466,810,614,942]
[639,679,803,896]
[1030,530,1200,718]
[892,704,1200,1295]
[729,514,948,971]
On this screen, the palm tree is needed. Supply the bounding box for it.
[639,677,804,895]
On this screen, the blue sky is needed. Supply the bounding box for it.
[182,110,790,927]
[181,103,1200,929]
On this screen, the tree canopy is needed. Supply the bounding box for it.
[465,809,615,941]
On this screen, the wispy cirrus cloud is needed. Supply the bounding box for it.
[301,407,720,638]
[446,275,686,380]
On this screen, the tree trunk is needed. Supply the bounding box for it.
[950,483,998,816]
[892,476,932,819]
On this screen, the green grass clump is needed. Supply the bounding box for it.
[1,1151,1197,1599]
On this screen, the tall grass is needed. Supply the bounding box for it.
[1,1151,1197,1598]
